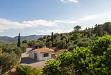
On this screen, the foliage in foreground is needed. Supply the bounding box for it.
[0,43,26,74]
[43,35,111,75]
[16,65,41,75]
[0,52,19,74]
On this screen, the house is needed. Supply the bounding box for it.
[28,48,54,61]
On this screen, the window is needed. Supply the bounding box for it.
[43,53,49,57]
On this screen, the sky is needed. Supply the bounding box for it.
[0,0,111,36]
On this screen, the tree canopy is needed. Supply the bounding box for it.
[43,35,111,75]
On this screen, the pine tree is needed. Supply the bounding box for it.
[17,33,21,47]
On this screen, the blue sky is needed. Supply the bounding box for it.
[0,0,111,36]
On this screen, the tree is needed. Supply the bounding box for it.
[51,32,54,47]
[2,45,23,57]
[103,22,111,34]
[74,25,81,31]
[0,53,19,74]
[17,33,21,47]
[22,40,27,43]
[46,41,52,48]
[94,24,104,36]
[28,40,36,47]
[91,35,111,55]
[43,59,61,75]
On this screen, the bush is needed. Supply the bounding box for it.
[0,52,19,74]
[16,65,41,75]
[43,59,61,75]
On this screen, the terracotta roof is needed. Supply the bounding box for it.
[35,48,54,53]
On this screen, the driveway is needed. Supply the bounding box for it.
[21,53,46,68]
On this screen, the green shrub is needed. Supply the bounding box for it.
[16,65,41,75]
[0,52,19,74]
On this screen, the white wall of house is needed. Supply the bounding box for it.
[29,51,35,59]
[37,52,51,61]
[28,51,52,61]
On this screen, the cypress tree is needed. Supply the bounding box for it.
[51,32,54,47]
[17,33,21,47]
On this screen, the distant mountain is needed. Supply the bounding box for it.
[0,35,44,43]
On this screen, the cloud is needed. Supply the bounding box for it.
[78,15,98,21]
[23,20,56,27]
[0,19,56,31]
[0,11,111,36]
[54,20,77,24]
[60,0,79,3]
[78,11,111,23]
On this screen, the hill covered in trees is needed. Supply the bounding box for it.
[27,22,111,50]
[0,35,44,43]
[41,22,111,75]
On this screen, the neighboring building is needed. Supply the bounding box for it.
[28,48,54,61]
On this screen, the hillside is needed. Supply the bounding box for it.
[0,35,44,43]
[28,22,111,50]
